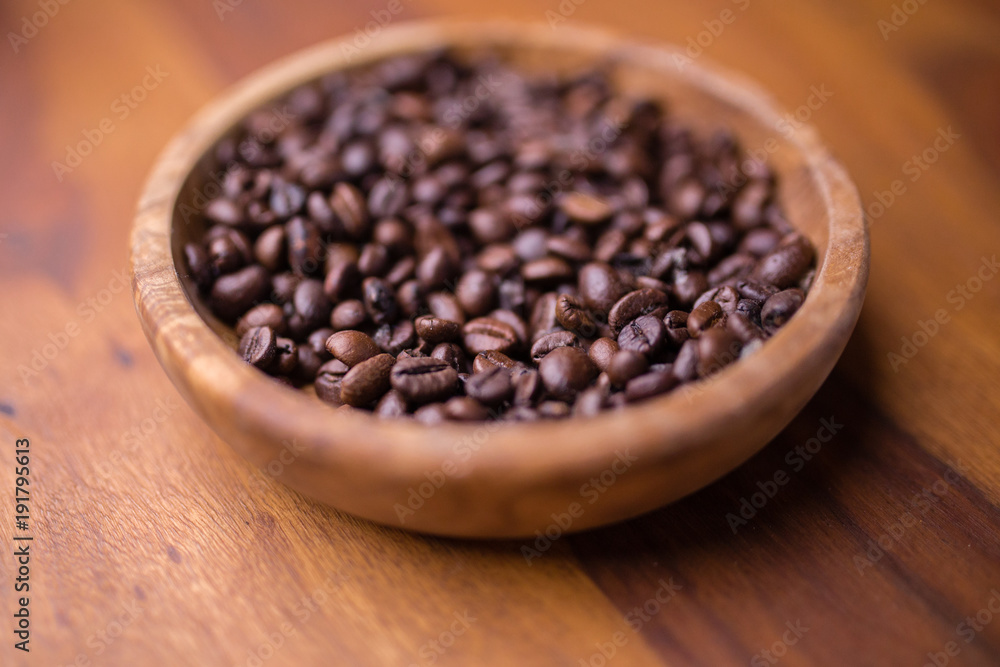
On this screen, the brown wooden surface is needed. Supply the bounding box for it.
[1,0,998,665]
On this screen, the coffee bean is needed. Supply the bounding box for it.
[512,369,541,406]
[375,320,416,355]
[687,301,724,337]
[673,339,700,382]
[555,294,596,335]
[315,359,350,406]
[538,346,597,400]
[184,243,213,290]
[239,326,276,368]
[431,342,466,371]
[306,328,335,358]
[672,270,708,307]
[559,192,614,223]
[456,269,496,317]
[606,350,650,387]
[340,353,395,407]
[362,277,398,325]
[521,257,574,284]
[588,337,620,371]
[472,350,518,374]
[427,291,466,325]
[696,327,743,377]
[727,311,765,343]
[416,246,454,290]
[608,288,670,334]
[663,310,691,346]
[270,337,299,375]
[546,235,592,263]
[414,315,460,344]
[323,260,361,302]
[624,370,678,402]
[617,315,666,356]
[358,243,390,277]
[761,289,805,333]
[465,367,513,405]
[374,390,408,418]
[330,299,367,330]
[578,262,628,314]
[293,345,323,385]
[293,279,331,329]
[236,304,285,338]
[286,217,322,277]
[463,317,519,355]
[325,330,381,367]
[414,403,449,424]
[254,225,286,272]
[329,182,369,238]
[751,233,814,288]
[210,265,270,322]
[529,292,559,340]
[390,356,459,404]
[530,331,580,364]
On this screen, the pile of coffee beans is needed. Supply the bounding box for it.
[183,50,815,423]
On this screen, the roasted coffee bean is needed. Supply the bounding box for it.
[752,233,814,288]
[588,337,620,371]
[270,337,299,375]
[330,182,369,238]
[362,277,398,325]
[192,52,814,420]
[608,288,670,334]
[431,342,466,371]
[236,303,285,337]
[375,320,416,355]
[761,288,805,333]
[325,330,381,367]
[530,331,580,364]
[455,269,496,317]
[472,350,518,374]
[673,339,700,382]
[559,192,614,223]
[444,396,490,421]
[314,359,349,406]
[286,217,322,276]
[465,367,513,406]
[606,350,650,387]
[578,262,628,314]
[521,257,574,284]
[687,301,724,337]
[696,327,743,377]
[210,265,270,322]
[624,370,678,402]
[340,353,395,407]
[463,317,519,355]
[390,356,459,404]
[427,291,466,325]
[663,310,691,346]
[414,315,460,344]
[293,279,332,329]
[555,294,596,335]
[330,299,367,330]
[538,346,598,400]
[374,390,408,418]
[617,315,666,356]
[239,326,276,368]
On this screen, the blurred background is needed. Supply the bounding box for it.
[2,1,999,666]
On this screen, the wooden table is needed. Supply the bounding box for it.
[2,0,999,665]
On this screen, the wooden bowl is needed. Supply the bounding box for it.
[130,20,868,538]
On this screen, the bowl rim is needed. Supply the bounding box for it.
[130,19,868,493]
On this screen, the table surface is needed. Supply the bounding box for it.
[2,0,999,665]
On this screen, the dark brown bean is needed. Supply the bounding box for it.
[465,367,513,406]
[463,317,519,355]
[607,350,650,387]
[530,331,580,364]
[325,330,381,367]
[538,346,597,400]
[555,294,596,335]
[239,326,276,368]
[761,289,805,333]
[390,357,459,404]
[414,315,460,345]
[625,370,678,402]
[751,233,814,288]
[314,359,349,406]
[607,288,670,334]
[210,265,270,322]
[340,353,395,407]
[617,315,666,356]
[236,303,285,338]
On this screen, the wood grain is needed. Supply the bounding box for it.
[2,0,999,665]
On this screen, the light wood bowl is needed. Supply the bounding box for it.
[130,21,868,538]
